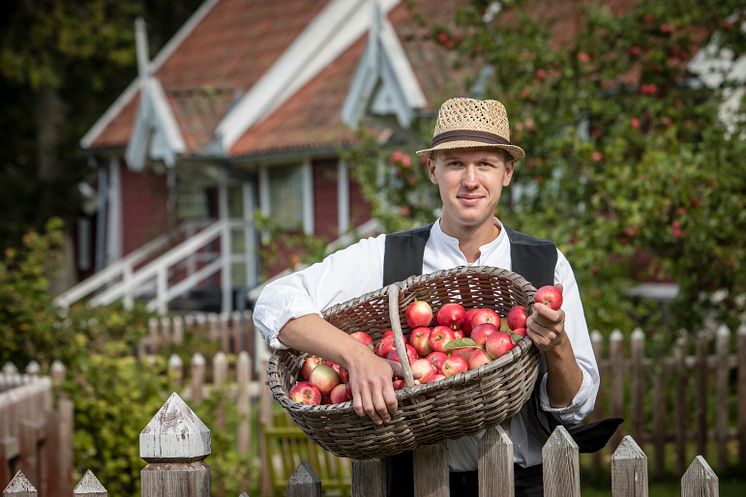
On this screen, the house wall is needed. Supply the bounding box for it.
[120,165,170,256]
[348,173,371,227]
[312,158,339,239]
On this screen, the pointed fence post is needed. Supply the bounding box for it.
[50,361,65,387]
[478,426,513,497]
[609,329,625,450]
[413,443,449,497]
[24,362,39,378]
[542,426,581,497]
[220,313,231,353]
[191,354,205,404]
[236,352,251,456]
[161,317,172,347]
[140,393,211,497]
[287,461,321,497]
[73,470,107,497]
[681,456,718,497]
[148,317,160,354]
[611,435,647,497]
[168,354,183,388]
[2,471,37,497]
[630,329,645,443]
[715,325,730,470]
[173,316,184,347]
[351,459,386,497]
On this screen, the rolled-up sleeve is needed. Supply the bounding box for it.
[252,234,386,350]
[537,249,599,425]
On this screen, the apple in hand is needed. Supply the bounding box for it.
[289,381,322,405]
[436,303,466,329]
[406,300,433,329]
[512,328,527,339]
[301,356,323,380]
[426,351,448,372]
[309,364,341,396]
[506,306,528,331]
[470,308,500,329]
[409,327,433,356]
[430,326,455,352]
[441,356,468,377]
[535,285,563,310]
[485,332,516,359]
[470,323,499,347]
[468,348,492,370]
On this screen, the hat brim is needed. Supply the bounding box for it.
[416,140,525,162]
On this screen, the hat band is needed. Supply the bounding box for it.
[431,129,511,148]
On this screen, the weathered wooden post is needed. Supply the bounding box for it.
[24,363,39,378]
[351,460,386,497]
[173,316,184,347]
[190,354,205,404]
[589,329,604,478]
[236,352,251,456]
[73,470,107,497]
[231,311,243,353]
[611,435,647,497]
[140,393,211,497]
[220,313,231,353]
[609,329,624,450]
[542,426,580,497]
[212,352,228,390]
[681,456,718,497]
[148,317,160,354]
[287,461,321,497]
[413,443,449,497]
[161,317,172,348]
[2,471,37,497]
[168,354,183,389]
[630,328,644,443]
[478,425,513,497]
[715,325,730,470]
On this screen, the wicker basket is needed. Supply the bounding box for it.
[266,266,540,460]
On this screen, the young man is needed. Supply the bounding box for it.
[253,98,600,496]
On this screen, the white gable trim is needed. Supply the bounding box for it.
[215,0,400,152]
[81,0,222,149]
[341,2,425,128]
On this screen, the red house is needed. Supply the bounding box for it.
[58,0,465,314]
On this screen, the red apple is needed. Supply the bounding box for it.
[405,300,433,329]
[485,332,516,359]
[350,331,374,349]
[453,329,464,339]
[512,328,527,340]
[386,344,418,365]
[382,329,395,340]
[345,383,353,401]
[338,365,349,384]
[300,356,323,380]
[288,381,322,405]
[506,306,528,331]
[376,335,396,358]
[470,323,499,347]
[441,356,469,377]
[468,349,492,370]
[321,395,333,405]
[430,326,455,352]
[436,303,466,329]
[535,285,563,310]
[392,379,406,390]
[308,364,341,396]
[452,347,474,362]
[409,327,433,356]
[470,308,501,329]
[329,383,349,404]
[410,358,437,384]
[429,374,446,383]
[426,351,448,371]
[462,308,480,336]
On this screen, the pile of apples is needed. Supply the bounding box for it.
[288,285,563,406]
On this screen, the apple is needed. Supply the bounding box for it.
[512,328,527,339]
[506,306,528,331]
[462,308,480,336]
[329,383,349,404]
[382,329,395,340]
[470,308,501,329]
[452,347,474,362]
[386,344,418,366]
[409,327,433,356]
[426,351,448,371]
[301,356,323,380]
[535,285,563,310]
[338,365,350,384]
[350,331,374,349]
[410,358,437,384]
[308,364,341,396]
[453,329,464,339]
[376,335,396,358]
[441,356,468,377]
[288,381,322,405]
[485,332,516,359]
[468,349,492,370]
[345,383,353,401]
[436,303,466,329]
[429,374,446,383]
[392,379,406,390]
[405,300,433,329]
[430,326,455,352]
[470,323,499,347]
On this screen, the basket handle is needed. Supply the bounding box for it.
[388,284,415,387]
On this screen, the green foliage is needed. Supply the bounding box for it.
[347,0,746,338]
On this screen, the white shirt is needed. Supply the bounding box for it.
[253,219,599,469]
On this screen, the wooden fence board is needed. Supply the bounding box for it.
[611,435,647,497]
[543,426,580,497]
[478,426,513,497]
[681,456,718,497]
[413,444,448,497]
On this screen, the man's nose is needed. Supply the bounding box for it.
[462,164,479,187]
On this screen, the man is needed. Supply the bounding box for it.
[253,97,601,496]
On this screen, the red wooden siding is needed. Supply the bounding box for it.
[120,164,170,256]
[313,159,339,239]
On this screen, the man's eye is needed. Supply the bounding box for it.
[479,162,496,168]
[448,162,462,167]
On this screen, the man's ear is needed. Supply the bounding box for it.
[503,160,515,187]
[427,156,438,184]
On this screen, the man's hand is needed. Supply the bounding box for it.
[526,283,567,352]
[344,348,399,425]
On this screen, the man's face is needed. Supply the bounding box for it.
[427,147,514,233]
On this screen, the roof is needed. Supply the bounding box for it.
[83,0,461,159]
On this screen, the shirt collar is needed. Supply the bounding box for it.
[430,218,507,261]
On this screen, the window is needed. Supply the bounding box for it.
[265,164,304,230]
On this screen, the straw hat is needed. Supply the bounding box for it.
[416,97,525,161]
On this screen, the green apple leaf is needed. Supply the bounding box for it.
[443,337,480,351]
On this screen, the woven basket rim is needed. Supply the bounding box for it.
[267,264,537,415]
